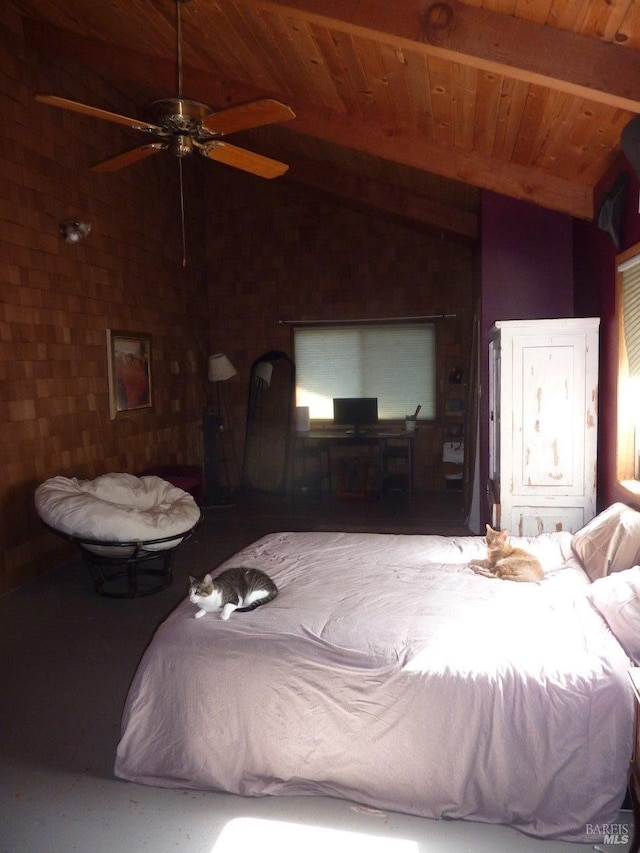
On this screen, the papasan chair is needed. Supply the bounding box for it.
[35,473,202,598]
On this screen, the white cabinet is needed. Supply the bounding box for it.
[489,318,599,536]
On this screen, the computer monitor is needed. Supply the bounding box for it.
[333,397,378,435]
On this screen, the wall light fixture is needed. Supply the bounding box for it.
[60,220,92,243]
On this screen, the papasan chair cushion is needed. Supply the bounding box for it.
[35,472,201,555]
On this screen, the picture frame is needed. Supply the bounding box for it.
[106,329,153,419]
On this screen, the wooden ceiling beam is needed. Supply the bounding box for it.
[23,17,593,219]
[290,110,593,219]
[238,0,640,113]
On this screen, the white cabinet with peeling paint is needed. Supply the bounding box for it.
[488,318,599,536]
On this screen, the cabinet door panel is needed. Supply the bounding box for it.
[507,504,585,537]
[512,335,586,496]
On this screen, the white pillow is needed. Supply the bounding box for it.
[586,567,640,663]
[571,503,640,580]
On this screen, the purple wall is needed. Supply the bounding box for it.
[481,191,574,333]
[477,192,575,526]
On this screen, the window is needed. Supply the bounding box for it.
[617,247,640,486]
[293,323,436,420]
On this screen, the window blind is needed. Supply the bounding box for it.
[293,323,436,419]
[619,253,640,377]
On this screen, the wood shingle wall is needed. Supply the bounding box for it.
[0,3,209,595]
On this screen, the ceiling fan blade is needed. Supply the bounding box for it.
[201,99,295,136]
[90,143,166,173]
[203,142,289,178]
[36,94,162,132]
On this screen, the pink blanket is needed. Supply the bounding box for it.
[115,530,633,840]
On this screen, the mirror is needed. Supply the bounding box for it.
[241,350,295,494]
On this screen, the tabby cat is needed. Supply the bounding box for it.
[189,566,278,620]
[469,524,543,583]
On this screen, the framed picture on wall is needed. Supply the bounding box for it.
[106,329,153,419]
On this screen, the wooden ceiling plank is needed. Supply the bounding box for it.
[236,2,326,107]
[309,24,360,114]
[403,51,436,138]
[106,0,176,56]
[562,103,631,183]
[513,0,553,25]
[547,0,590,34]
[473,68,503,158]
[580,0,632,42]
[253,6,326,104]
[551,96,602,179]
[511,84,548,167]
[491,77,530,160]
[181,5,243,78]
[451,62,477,152]
[238,0,640,112]
[246,5,319,100]
[614,3,640,50]
[277,15,346,113]
[208,1,294,97]
[534,91,584,175]
[376,41,417,132]
[131,0,175,56]
[426,56,454,146]
[319,29,379,122]
[528,89,576,169]
[485,0,517,13]
[548,0,592,35]
[352,36,398,128]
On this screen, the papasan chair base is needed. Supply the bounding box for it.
[35,473,202,598]
[60,531,190,598]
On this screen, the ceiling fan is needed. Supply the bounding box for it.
[35,0,295,261]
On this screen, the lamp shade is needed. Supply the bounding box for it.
[208,353,237,382]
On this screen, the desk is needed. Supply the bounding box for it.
[293,429,415,498]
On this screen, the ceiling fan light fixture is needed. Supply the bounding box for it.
[171,135,194,157]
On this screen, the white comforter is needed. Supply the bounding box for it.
[115,530,633,841]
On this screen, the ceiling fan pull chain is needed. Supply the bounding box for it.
[179,157,187,267]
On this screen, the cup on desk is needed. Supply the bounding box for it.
[405,417,416,433]
[296,406,310,432]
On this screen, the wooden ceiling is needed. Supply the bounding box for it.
[17,0,640,241]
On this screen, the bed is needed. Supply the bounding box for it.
[114,503,640,841]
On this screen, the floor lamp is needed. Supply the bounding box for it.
[204,352,237,506]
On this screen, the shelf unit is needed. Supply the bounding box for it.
[442,360,468,490]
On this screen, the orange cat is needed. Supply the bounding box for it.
[470,525,543,583]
